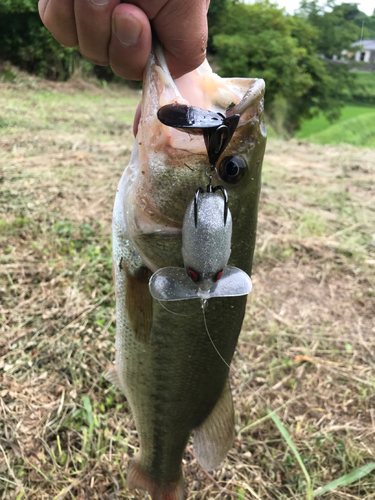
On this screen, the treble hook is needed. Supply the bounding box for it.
[194,184,228,228]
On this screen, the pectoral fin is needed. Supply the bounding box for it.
[193,378,235,471]
[104,364,122,390]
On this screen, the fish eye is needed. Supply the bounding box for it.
[214,270,224,282]
[187,269,200,283]
[219,155,246,184]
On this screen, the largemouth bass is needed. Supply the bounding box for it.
[107,47,266,500]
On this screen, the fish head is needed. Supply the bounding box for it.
[123,48,266,274]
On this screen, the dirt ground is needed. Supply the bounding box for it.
[0,77,375,500]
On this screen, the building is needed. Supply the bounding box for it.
[352,39,375,63]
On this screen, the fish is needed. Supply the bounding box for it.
[106,45,266,500]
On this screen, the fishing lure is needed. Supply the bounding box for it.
[149,187,252,302]
[157,103,240,166]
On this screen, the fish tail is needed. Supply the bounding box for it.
[127,455,184,500]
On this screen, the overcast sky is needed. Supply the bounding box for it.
[244,1,374,16]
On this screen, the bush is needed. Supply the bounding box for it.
[0,13,85,80]
[0,0,37,14]
[0,9,129,82]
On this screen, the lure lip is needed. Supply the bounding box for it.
[157,103,240,166]
[157,103,239,131]
[149,266,252,302]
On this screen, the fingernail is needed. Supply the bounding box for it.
[113,14,142,46]
[91,0,110,5]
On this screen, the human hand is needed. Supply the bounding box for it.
[38,0,209,81]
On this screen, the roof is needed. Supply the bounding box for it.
[352,39,375,51]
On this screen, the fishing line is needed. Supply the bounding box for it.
[201,300,233,371]
[158,299,200,316]
[200,297,353,489]
[200,300,281,416]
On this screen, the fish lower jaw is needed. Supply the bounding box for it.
[128,226,182,273]
[125,195,182,235]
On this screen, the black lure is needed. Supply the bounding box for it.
[157,104,240,167]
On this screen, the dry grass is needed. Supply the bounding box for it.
[0,76,375,500]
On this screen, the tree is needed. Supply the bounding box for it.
[213,2,311,104]
[0,0,37,13]
[298,1,361,58]
[207,0,230,53]
[289,13,355,127]
[351,7,375,38]
[212,0,358,133]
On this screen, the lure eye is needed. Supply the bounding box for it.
[214,270,224,281]
[219,155,246,184]
[187,269,199,283]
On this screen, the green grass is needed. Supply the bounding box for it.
[0,88,139,139]
[269,410,375,499]
[295,72,375,146]
[296,104,375,141]
[304,111,375,148]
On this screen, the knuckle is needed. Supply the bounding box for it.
[81,52,109,66]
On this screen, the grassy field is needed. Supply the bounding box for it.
[1,75,375,500]
[296,104,375,147]
[296,72,375,147]
[350,72,375,104]
[296,104,375,138]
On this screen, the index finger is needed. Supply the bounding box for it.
[154,0,209,78]
[130,0,209,79]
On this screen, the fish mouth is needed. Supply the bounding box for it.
[142,45,265,156]
[140,45,265,152]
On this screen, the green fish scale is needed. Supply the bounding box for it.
[127,295,246,484]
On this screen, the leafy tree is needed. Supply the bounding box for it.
[298,1,362,58]
[0,0,37,14]
[0,0,80,79]
[207,0,230,53]
[351,8,375,38]
[0,12,82,80]
[213,2,310,104]
[212,0,358,133]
